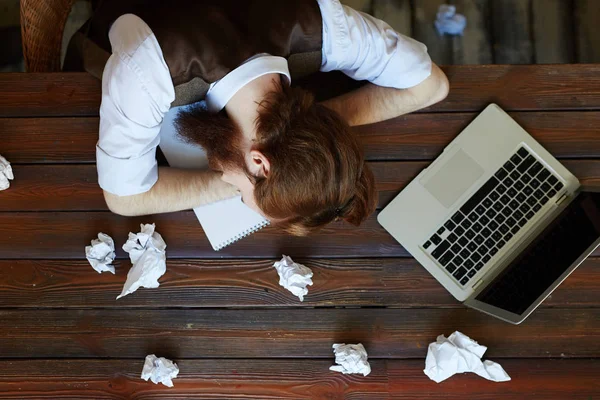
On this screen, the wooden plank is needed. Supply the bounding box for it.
[413,0,453,65]
[574,0,600,63]
[0,257,597,308]
[532,0,575,64]
[3,112,600,164]
[0,359,390,399]
[0,73,100,117]
[0,212,405,259]
[373,0,412,36]
[2,67,600,117]
[451,0,493,64]
[388,359,600,399]
[0,309,597,358]
[491,0,534,64]
[4,159,600,212]
[436,65,600,112]
[0,359,597,399]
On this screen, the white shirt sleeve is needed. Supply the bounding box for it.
[97,14,175,196]
[317,0,432,89]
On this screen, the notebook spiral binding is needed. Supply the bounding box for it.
[215,220,271,251]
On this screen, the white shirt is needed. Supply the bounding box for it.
[98,0,432,196]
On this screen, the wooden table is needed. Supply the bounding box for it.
[0,65,599,399]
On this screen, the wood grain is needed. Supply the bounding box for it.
[0,257,597,308]
[0,359,597,399]
[2,67,600,118]
[0,308,597,358]
[451,0,493,65]
[4,159,600,212]
[4,111,600,164]
[491,0,533,64]
[532,0,575,64]
[0,73,100,117]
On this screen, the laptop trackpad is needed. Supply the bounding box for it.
[421,149,484,208]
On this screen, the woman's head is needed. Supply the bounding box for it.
[176,85,377,235]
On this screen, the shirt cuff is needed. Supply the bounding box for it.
[96,145,158,196]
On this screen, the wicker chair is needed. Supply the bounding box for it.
[20,0,76,72]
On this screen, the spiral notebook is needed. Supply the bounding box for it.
[158,105,270,251]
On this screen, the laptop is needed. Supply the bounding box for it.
[378,104,600,324]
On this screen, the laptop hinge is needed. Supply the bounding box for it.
[471,278,485,291]
[556,193,569,206]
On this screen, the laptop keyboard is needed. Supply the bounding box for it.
[422,146,565,287]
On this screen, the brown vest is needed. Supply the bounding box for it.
[65,0,323,106]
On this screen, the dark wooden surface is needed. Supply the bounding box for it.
[0,67,599,397]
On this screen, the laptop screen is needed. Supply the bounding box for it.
[475,191,600,315]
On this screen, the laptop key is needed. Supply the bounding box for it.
[423,241,432,249]
[437,227,446,235]
[451,244,461,254]
[513,210,524,220]
[439,251,455,266]
[537,168,550,181]
[464,260,474,269]
[432,240,451,258]
[510,170,520,181]
[486,209,497,220]
[541,182,551,192]
[444,220,456,231]
[474,235,485,245]
[490,247,498,256]
[471,252,482,263]
[482,255,491,264]
[548,189,557,198]
[514,180,525,191]
[519,203,531,213]
[510,154,522,165]
[499,224,509,234]
[488,221,498,231]
[517,155,535,173]
[458,237,468,247]
[526,211,534,220]
[548,175,558,185]
[527,196,538,206]
[518,218,527,227]
[533,204,541,212]
[460,249,471,259]
[451,212,465,224]
[475,262,484,271]
[446,263,457,273]
[485,238,495,248]
[431,234,442,245]
[497,239,506,249]
[465,230,476,240]
[504,161,515,172]
[468,212,479,222]
[504,232,513,241]
[468,269,477,278]
[528,161,542,177]
[555,182,564,191]
[503,177,514,187]
[495,168,508,180]
[447,233,458,243]
[467,242,477,252]
[453,267,468,280]
[533,190,544,200]
[511,225,520,235]
[481,227,492,237]
[479,215,490,225]
[501,207,512,217]
[461,219,472,229]
[507,188,517,197]
[453,255,464,266]
[460,276,470,285]
[495,213,507,224]
[517,147,529,158]
[523,186,533,196]
[506,217,517,227]
[509,200,519,210]
[530,179,541,189]
[454,226,465,236]
[477,245,488,256]
[540,196,549,205]
[490,191,500,201]
[493,202,504,211]
[496,184,507,194]
[492,231,502,241]
[521,174,532,184]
